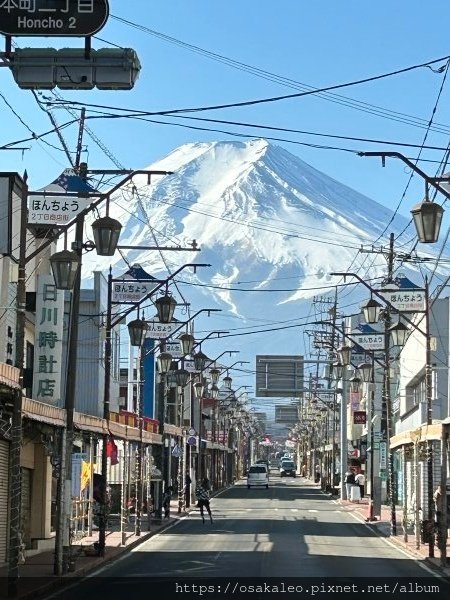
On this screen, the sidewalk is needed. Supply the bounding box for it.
[317,480,450,577]
[0,498,190,600]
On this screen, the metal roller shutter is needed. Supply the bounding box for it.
[0,439,10,564]
[21,468,32,549]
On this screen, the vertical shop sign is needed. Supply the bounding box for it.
[32,274,64,406]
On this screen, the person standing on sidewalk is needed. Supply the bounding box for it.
[185,472,192,508]
[163,486,173,519]
[314,464,321,483]
[344,468,356,500]
[195,478,213,524]
[355,471,365,500]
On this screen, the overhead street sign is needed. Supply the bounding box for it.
[0,0,110,37]
[351,331,384,351]
[111,265,158,304]
[380,288,426,313]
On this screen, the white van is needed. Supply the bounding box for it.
[247,464,269,489]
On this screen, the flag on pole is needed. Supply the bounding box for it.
[80,461,91,491]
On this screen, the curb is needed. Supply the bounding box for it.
[15,515,187,600]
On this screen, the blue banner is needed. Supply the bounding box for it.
[143,338,155,418]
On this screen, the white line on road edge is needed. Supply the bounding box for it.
[346,511,441,579]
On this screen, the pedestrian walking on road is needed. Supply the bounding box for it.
[195,477,213,524]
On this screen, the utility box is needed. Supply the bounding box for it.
[56,48,94,90]
[95,48,141,90]
[10,48,56,89]
[10,47,141,90]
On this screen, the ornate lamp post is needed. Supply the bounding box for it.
[411,197,444,244]
[358,361,377,522]
[127,317,148,537]
[337,344,351,500]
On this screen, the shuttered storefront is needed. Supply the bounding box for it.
[0,439,10,564]
[21,468,32,549]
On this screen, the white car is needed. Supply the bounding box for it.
[247,464,269,489]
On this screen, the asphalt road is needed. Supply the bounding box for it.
[47,475,446,599]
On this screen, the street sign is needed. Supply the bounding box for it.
[353,411,367,425]
[145,319,178,340]
[111,265,158,304]
[380,288,426,313]
[28,168,97,225]
[0,0,109,37]
[165,341,183,358]
[187,436,196,446]
[379,441,387,469]
[171,444,182,458]
[351,331,384,351]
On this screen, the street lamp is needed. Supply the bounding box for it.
[154,293,177,323]
[358,361,377,522]
[411,197,444,244]
[193,350,209,372]
[91,215,122,256]
[49,249,79,290]
[157,352,173,374]
[362,298,382,324]
[332,361,343,380]
[193,380,205,482]
[127,318,148,537]
[178,333,195,356]
[127,317,148,347]
[389,322,409,347]
[209,368,220,384]
[349,376,361,394]
[338,345,352,367]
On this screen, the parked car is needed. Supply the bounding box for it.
[280,460,296,477]
[247,464,269,489]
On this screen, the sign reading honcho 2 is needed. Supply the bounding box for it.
[0,0,109,37]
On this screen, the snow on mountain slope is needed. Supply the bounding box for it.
[84,138,412,306]
[80,138,437,430]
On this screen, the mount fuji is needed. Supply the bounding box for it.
[81,138,426,425]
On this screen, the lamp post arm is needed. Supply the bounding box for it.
[142,308,222,359]
[111,264,212,328]
[359,152,450,201]
[330,272,427,338]
[312,320,386,370]
[25,169,173,264]
[191,331,230,353]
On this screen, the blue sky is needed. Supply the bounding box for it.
[2,0,450,222]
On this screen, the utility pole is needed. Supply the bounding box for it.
[7,173,28,598]
[55,114,87,575]
[329,288,338,493]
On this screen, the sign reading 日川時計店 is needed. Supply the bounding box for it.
[0,0,109,37]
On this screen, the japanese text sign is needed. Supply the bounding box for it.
[145,319,178,340]
[111,279,158,304]
[351,332,385,351]
[353,411,367,425]
[28,169,96,225]
[32,274,64,406]
[0,0,109,37]
[381,289,426,313]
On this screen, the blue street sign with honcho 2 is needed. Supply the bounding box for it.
[0,0,109,37]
